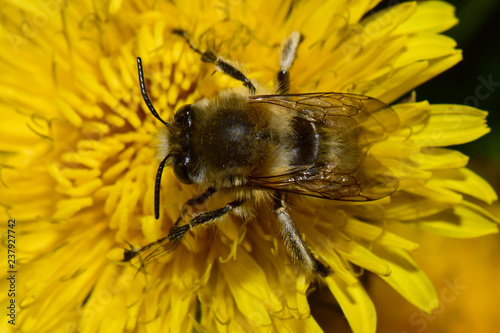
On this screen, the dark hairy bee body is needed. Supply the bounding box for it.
[165,91,275,188]
[126,31,399,276]
[165,90,323,189]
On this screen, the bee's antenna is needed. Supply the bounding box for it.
[154,154,170,219]
[137,57,169,126]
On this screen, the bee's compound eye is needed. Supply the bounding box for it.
[174,160,192,184]
[174,104,192,127]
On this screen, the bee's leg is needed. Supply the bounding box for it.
[167,198,245,246]
[123,199,245,262]
[277,31,301,94]
[172,29,256,94]
[184,186,217,207]
[176,187,217,226]
[273,192,329,276]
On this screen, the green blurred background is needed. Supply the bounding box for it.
[376,0,500,192]
[416,0,500,191]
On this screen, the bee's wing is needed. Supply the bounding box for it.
[250,92,399,138]
[247,92,399,201]
[246,157,398,201]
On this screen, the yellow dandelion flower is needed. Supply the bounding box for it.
[0,1,498,332]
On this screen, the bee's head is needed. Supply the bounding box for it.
[137,57,198,219]
[167,104,196,185]
[153,103,198,219]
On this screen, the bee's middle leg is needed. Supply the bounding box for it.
[273,191,329,276]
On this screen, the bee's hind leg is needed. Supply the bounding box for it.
[277,31,301,94]
[273,191,329,276]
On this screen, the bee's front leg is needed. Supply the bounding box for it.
[123,199,244,264]
[175,187,217,226]
[169,199,245,241]
[184,186,217,206]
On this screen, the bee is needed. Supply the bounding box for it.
[124,30,399,276]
